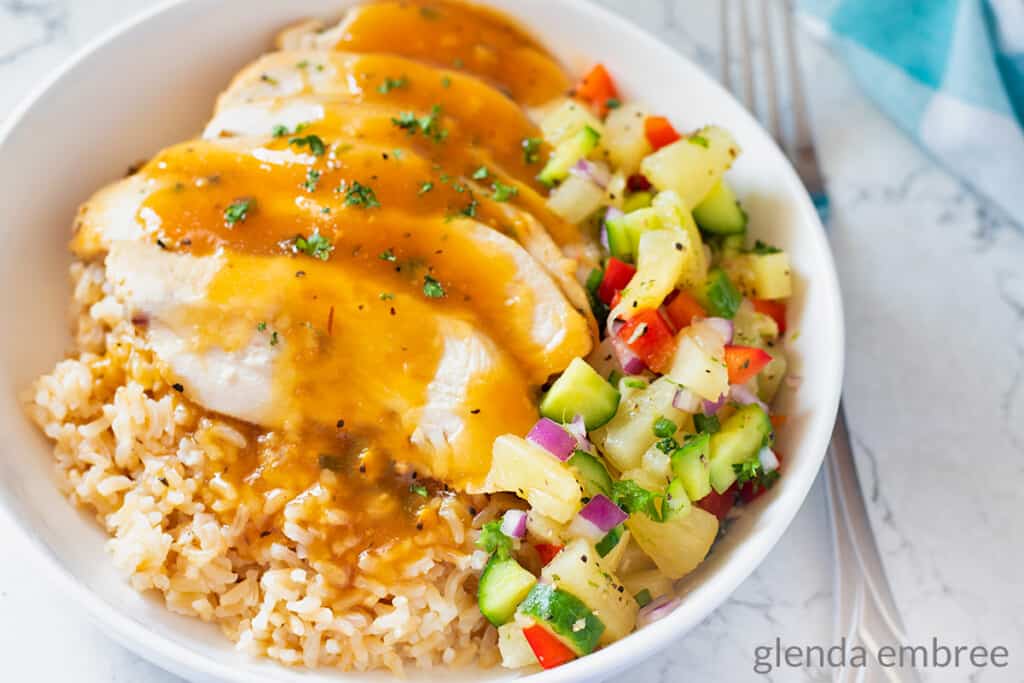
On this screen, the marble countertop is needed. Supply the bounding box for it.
[1,1,1020,681]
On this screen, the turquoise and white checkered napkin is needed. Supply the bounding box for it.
[801,0,1024,222]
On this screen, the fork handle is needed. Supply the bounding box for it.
[824,405,922,682]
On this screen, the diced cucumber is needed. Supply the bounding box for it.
[547,173,606,224]
[538,126,601,187]
[610,229,687,320]
[693,181,748,235]
[726,251,793,300]
[541,539,638,645]
[482,435,584,523]
[604,206,661,262]
[595,524,624,558]
[602,102,652,174]
[663,478,693,519]
[518,582,605,655]
[596,527,630,572]
[605,214,634,262]
[540,98,605,147]
[498,623,537,669]
[540,357,621,430]
[568,450,614,498]
[698,267,742,319]
[708,404,772,493]
[671,433,713,501]
[627,506,719,579]
[665,333,728,402]
[592,377,684,473]
[640,125,740,208]
[621,190,653,213]
[757,351,788,404]
[478,557,538,626]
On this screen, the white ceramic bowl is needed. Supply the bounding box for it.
[0,1,843,681]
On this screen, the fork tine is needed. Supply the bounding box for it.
[720,1,733,92]
[759,0,784,144]
[781,0,811,151]
[737,1,756,110]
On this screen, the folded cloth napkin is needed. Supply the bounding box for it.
[800,0,1024,223]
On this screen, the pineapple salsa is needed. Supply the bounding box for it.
[474,64,793,670]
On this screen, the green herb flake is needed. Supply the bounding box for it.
[476,520,513,559]
[302,168,321,192]
[379,292,395,301]
[749,240,782,255]
[491,180,518,202]
[256,321,267,332]
[653,416,678,438]
[410,483,429,497]
[377,75,409,94]
[271,124,290,138]
[270,331,280,346]
[605,97,622,110]
[441,75,452,88]
[472,166,489,180]
[423,275,446,298]
[418,180,434,195]
[624,378,647,389]
[419,6,440,20]
[610,479,662,520]
[522,137,543,164]
[344,181,380,208]
[688,134,710,148]
[318,454,346,471]
[460,198,478,217]
[296,60,310,69]
[733,457,780,492]
[693,413,721,434]
[379,248,397,262]
[223,198,252,226]
[634,589,653,607]
[292,230,334,260]
[391,105,448,143]
[260,73,279,86]
[289,134,326,156]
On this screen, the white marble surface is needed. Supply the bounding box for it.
[1,1,1021,681]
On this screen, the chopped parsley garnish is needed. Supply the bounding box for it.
[623,378,647,389]
[423,275,446,298]
[256,321,267,332]
[223,198,252,226]
[441,75,451,88]
[605,97,622,110]
[460,198,478,217]
[476,520,513,559]
[693,413,721,434]
[289,134,326,156]
[379,292,395,300]
[377,75,409,94]
[391,148,404,160]
[491,181,518,202]
[391,104,448,143]
[522,137,543,164]
[379,248,396,262]
[418,180,434,194]
[653,417,678,438]
[472,166,489,180]
[273,122,308,138]
[688,134,710,148]
[410,483,429,497]
[302,168,321,192]
[343,181,380,208]
[749,240,782,255]
[292,230,334,260]
[270,331,280,346]
[733,457,780,491]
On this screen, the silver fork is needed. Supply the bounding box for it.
[720,3,920,681]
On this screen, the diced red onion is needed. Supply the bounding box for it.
[500,509,528,538]
[758,446,780,473]
[637,594,681,626]
[730,384,769,413]
[610,336,646,375]
[672,387,702,413]
[703,317,734,345]
[526,418,576,461]
[566,414,593,453]
[599,222,609,250]
[703,394,726,415]
[607,316,624,337]
[578,494,628,532]
[570,159,611,188]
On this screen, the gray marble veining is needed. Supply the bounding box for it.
[1,1,1020,681]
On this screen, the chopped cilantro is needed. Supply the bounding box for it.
[733,457,780,492]
[688,134,709,148]
[476,520,513,559]
[302,168,321,192]
[391,104,447,143]
[605,97,622,110]
[522,137,543,164]
[749,240,782,255]
[289,134,326,156]
[271,124,290,138]
[379,248,396,262]
[256,321,267,332]
[379,292,395,300]
[223,198,252,226]
[472,166,489,180]
[344,181,380,208]
[410,483,429,497]
[418,180,434,195]
[460,198,478,217]
[377,75,409,94]
[491,181,518,202]
[693,413,721,434]
[423,275,446,298]
[292,230,334,260]
[653,417,677,438]
[611,479,662,520]
[655,436,679,454]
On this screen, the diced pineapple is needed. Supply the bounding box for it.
[547,173,606,224]
[609,229,686,321]
[652,190,709,288]
[480,435,584,523]
[601,102,652,174]
[725,251,793,299]
[620,569,675,602]
[665,331,728,402]
[592,377,685,472]
[757,352,788,403]
[525,509,569,544]
[542,539,639,645]
[627,506,718,579]
[605,170,627,209]
[640,126,740,208]
[600,529,631,572]
[498,623,537,669]
[540,98,605,146]
[732,301,780,345]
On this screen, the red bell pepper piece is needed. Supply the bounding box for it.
[752,298,787,334]
[696,487,735,521]
[617,309,677,374]
[523,623,577,669]
[723,345,772,385]
[575,64,619,117]
[662,290,707,330]
[644,116,682,150]
[534,543,563,566]
[597,257,636,305]
[610,290,622,310]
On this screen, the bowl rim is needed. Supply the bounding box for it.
[0,0,845,681]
